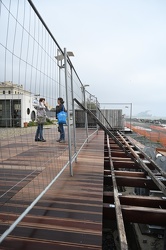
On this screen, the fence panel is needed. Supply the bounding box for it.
[0,0,98,242]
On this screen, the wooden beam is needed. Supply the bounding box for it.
[106,135,128,250]
[104,176,160,190]
[103,192,166,208]
[103,204,166,226]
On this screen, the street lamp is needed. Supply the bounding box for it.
[83,84,89,88]
[55,49,74,97]
[55,50,74,61]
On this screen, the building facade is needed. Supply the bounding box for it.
[0,81,36,127]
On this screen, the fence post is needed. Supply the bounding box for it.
[70,64,77,162]
[64,48,73,176]
[84,88,89,142]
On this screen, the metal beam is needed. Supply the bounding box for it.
[106,135,128,250]
[117,132,166,196]
[104,170,146,177]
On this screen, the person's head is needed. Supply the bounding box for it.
[57,97,64,105]
[39,98,45,103]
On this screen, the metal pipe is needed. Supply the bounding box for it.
[64,48,73,176]
[70,65,77,162]
[130,103,132,130]
[117,131,166,196]
[59,66,61,97]
[83,88,88,142]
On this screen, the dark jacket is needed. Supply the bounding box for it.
[55,104,65,118]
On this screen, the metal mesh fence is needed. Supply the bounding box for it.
[0,0,99,242]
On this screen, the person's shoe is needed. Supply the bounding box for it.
[41,139,46,142]
[56,139,61,142]
[35,138,41,141]
[59,140,65,143]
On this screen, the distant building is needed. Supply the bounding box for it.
[0,81,36,127]
[75,109,124,130]
[100,109,124,130]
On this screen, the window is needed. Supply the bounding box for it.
[27,108,30,115]
[8,90,11,94]
[3,90,5,94]
[31,111,36,121]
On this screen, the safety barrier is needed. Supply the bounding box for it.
[126,123,166,147]
[0,0,100,243]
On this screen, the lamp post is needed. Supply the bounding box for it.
[90,94,99,133]
[55,49,74,97]
[55,49,63,97]
[124,104,132,131]
[81,84,89,142]
[130,103,132,130]
[55,48,74,176]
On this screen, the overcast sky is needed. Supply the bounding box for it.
[33,0,166,117]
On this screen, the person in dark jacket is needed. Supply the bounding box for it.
[56,97,66,143]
